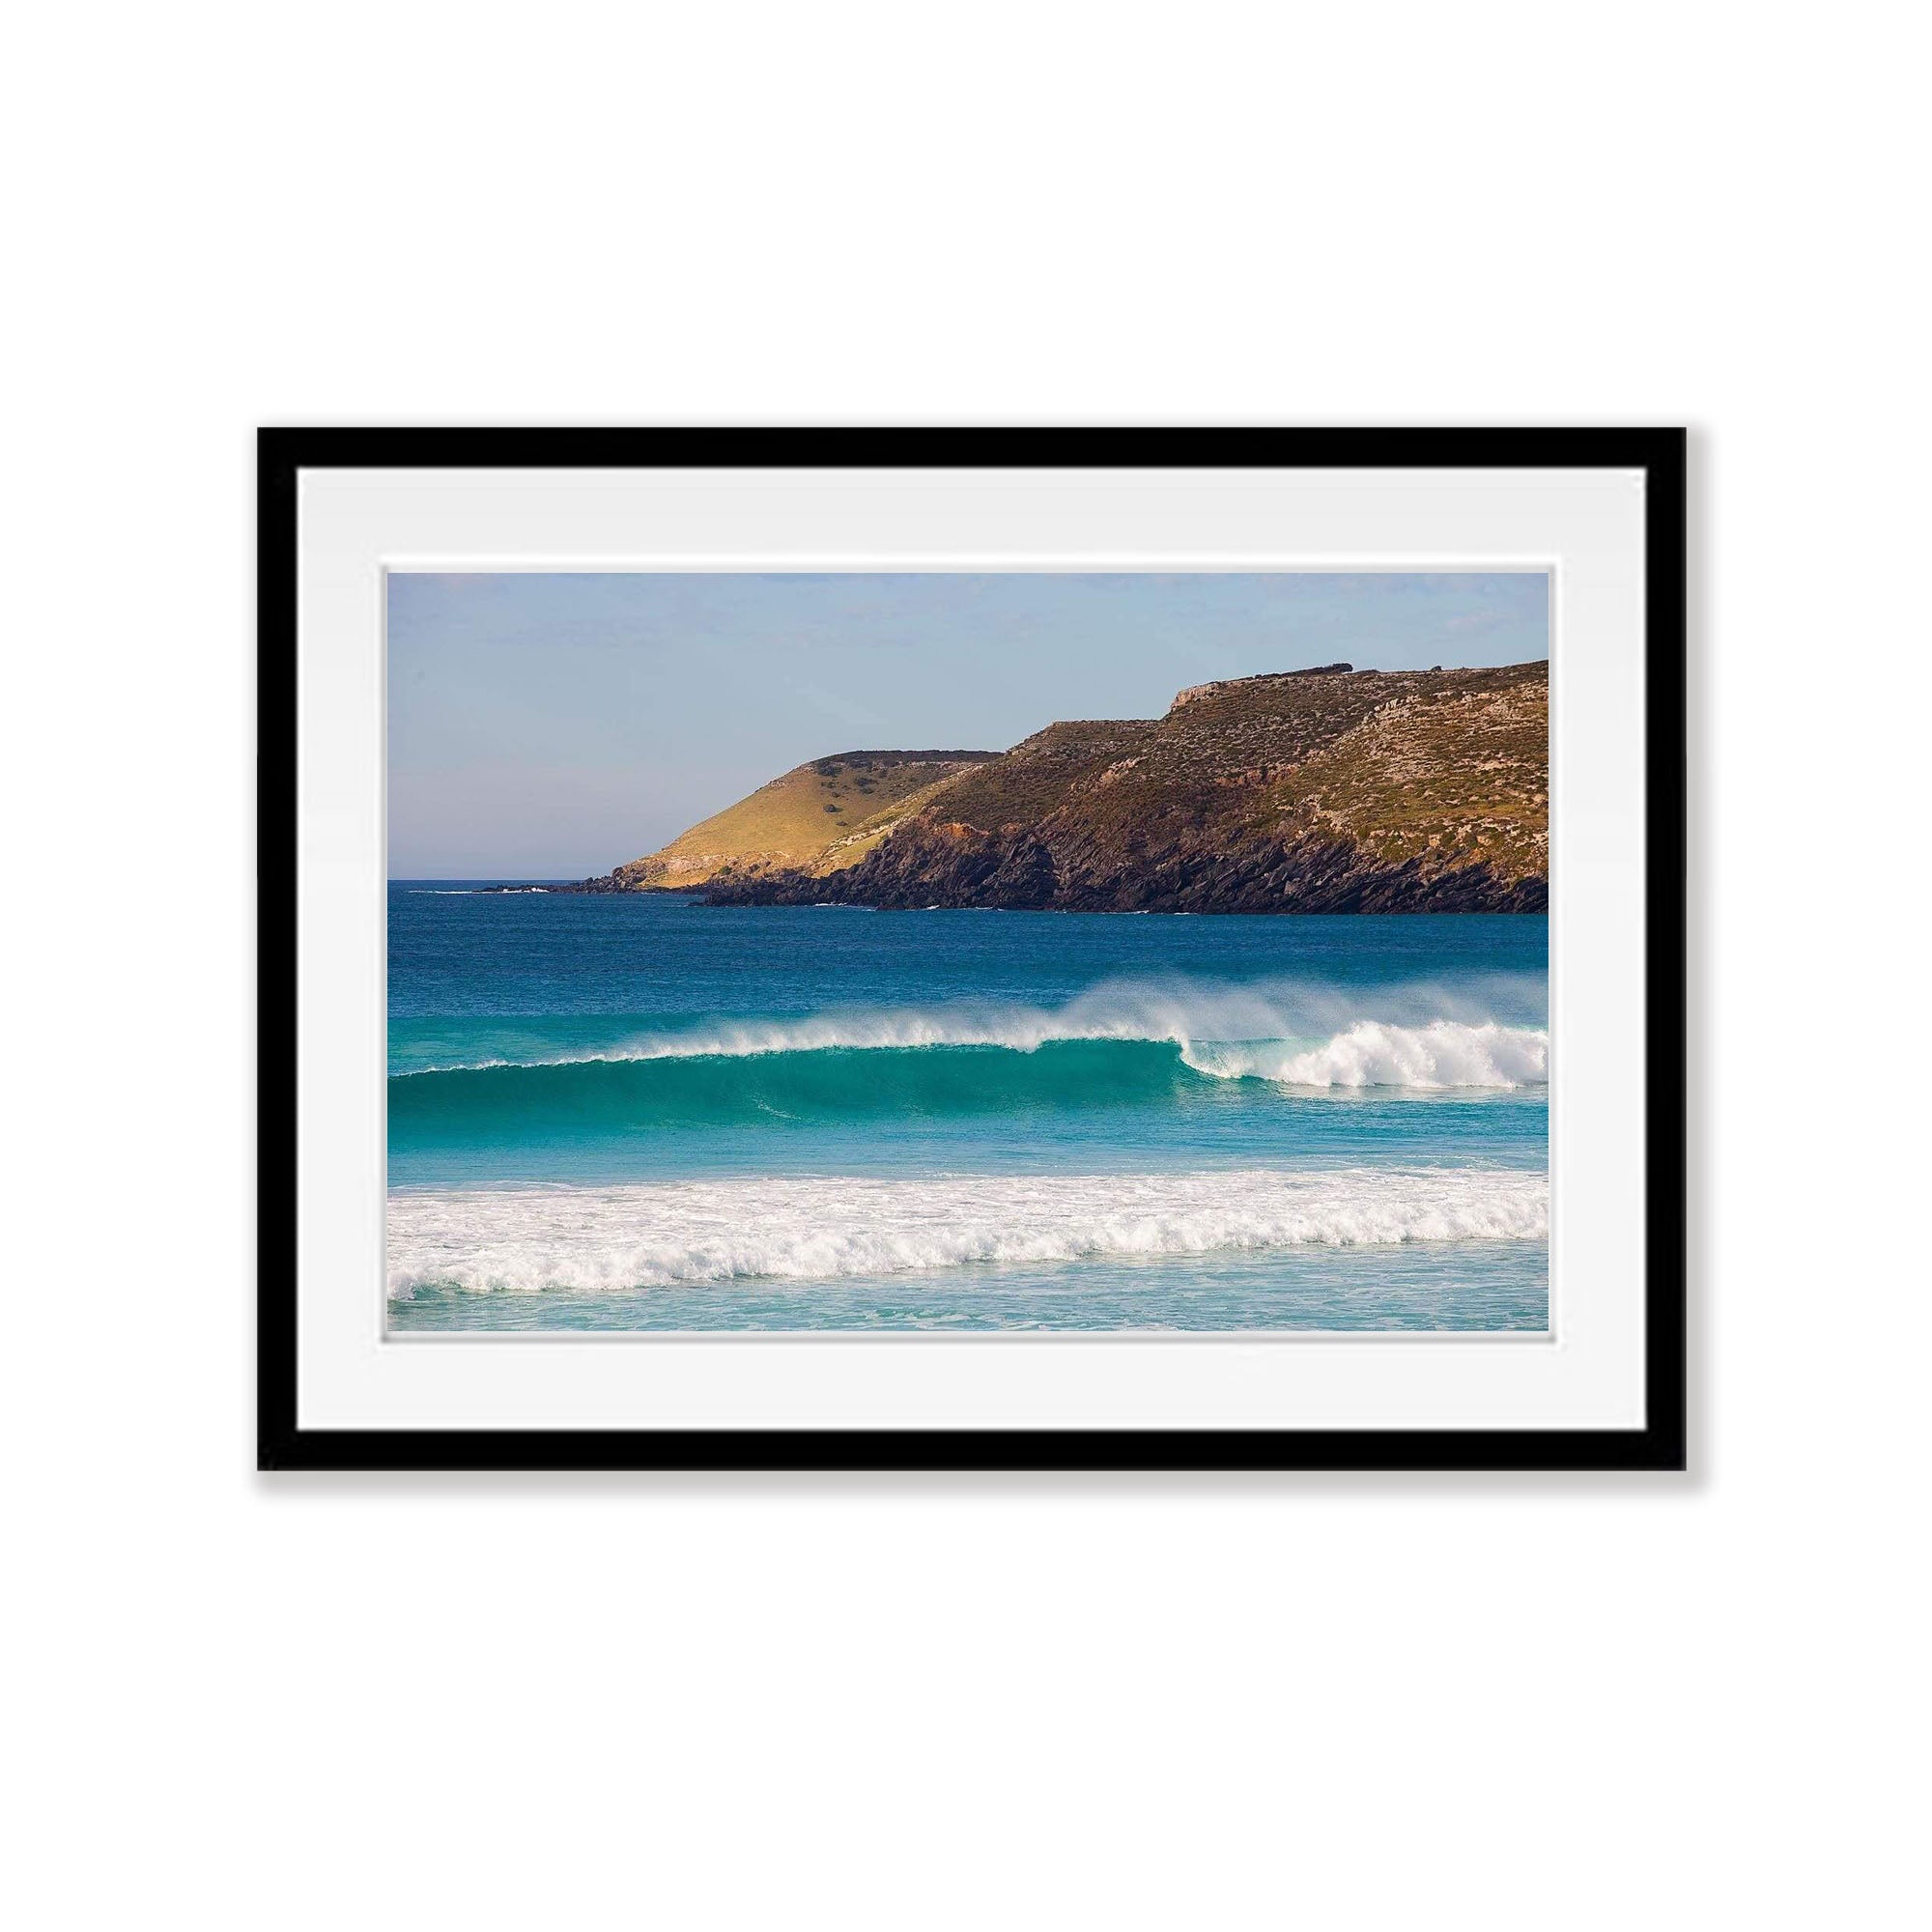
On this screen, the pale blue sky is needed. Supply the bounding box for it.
[387,572,1548,878]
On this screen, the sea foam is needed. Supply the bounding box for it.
[386,1166,1549,1297]
[1182,1020,1547,1089]
[399,979,1548,1091]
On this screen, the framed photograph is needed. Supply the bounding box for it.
[260,428,1685,1470]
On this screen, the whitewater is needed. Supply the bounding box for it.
[385,891,1549,1330]
[389,1166,1548,1298]
[396,983,1548,1091]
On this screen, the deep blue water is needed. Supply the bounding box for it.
[386,886,1549,1331]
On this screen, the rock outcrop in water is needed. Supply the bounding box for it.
[592,661,1548,913]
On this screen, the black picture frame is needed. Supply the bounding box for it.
[258,427,1686,1473]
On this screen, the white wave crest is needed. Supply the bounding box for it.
[1183,1020,1548,1089]
[403,979,1549,1090]
[596,981,1548,1068]
[598,982,1285,1060]
[386,1166,1548,1297]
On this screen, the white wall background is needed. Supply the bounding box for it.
[6,4,1924,1926]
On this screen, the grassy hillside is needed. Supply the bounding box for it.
[699,663,1549,913]
[918,719,1159,831]
[613,750,998,889]
[1279,671,1548,881]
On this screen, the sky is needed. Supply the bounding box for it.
[387,571,1549,878]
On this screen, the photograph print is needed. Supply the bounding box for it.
[386,570,1550,1335]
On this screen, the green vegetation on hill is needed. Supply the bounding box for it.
[601,662,1548,913]
[1280,672,1548,881]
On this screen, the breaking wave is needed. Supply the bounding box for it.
[387,1166,1549,1297]
[1181,1020,1547,1089]
[494,984,1540,1072]
[388,981,1548,1157]
[387,1029,1546,1149]
[397,981,1545,1084]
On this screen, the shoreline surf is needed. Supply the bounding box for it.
[385,893,1549,1330]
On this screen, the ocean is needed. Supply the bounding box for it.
[386,888,1549,1332]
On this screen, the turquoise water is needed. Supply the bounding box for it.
[386,889,1549,1331]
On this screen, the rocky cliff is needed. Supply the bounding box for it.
[601,662,1548,913]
